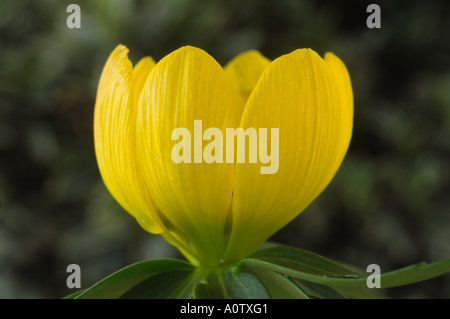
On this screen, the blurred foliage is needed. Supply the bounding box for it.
[0,0,449,298]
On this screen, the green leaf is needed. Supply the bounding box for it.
[292,279,346,299]
[291,279,384,299]
[250,269,299,299]
[374,260,450,288]
[120,268,202,298]
[193,267,270,299]
[64,289,86,299]
[75,259,195,299]
[239,246,365,284]
[238,246,450,290]
[253,269,311,299]
[193,282,211,299]
[333,286,385,299]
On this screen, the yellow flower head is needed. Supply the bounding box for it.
[94,45,353,267]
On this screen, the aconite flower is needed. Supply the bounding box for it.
[94,45,353,267]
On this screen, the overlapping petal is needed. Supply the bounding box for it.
[94,45,164,234]
[225,49,353,261]
[135,46,238,265]
[224,50,271,123]
[132,56,156,105]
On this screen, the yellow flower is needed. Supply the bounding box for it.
[94,45,353,267]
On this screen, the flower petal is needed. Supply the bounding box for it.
[324,52,354,166]
[225,49,353,261]
[136,46,238,265]
[94,45,164,234]
[224,50,271,124]
[133,56,156,104]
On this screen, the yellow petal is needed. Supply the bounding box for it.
[136,46,238,265]
[224,50,271,124]
[133,56,156,104]
[225,49,353,261]
[324,52,354,167]
[94,45,164,234]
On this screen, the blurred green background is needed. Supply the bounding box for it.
[0,0,449,298]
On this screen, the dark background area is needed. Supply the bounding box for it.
[0,0,449,298]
